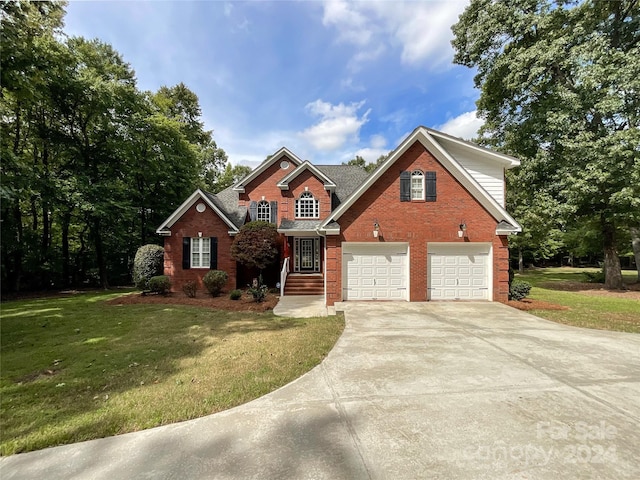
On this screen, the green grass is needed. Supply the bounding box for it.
[515,267,640,333]
[0,291,344,455]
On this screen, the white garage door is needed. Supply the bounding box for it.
[343,243,408,300]
[428,244,491,300]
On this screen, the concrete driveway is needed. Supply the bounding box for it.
[2,302,639,479]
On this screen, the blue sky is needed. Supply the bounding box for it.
[64,0,482,167]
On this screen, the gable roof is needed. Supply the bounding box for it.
[276,160,337,191]
[156,188,243,236]
[319,126,522,234]
[232,147,303,193]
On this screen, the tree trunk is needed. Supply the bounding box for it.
[631,227,640,283]
[602,218,623,289]
[12,202,23,292]
[92,217,109,289]
[62,211,71,287]
[518,248,524,274]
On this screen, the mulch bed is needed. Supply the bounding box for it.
[106,291,279,312]
[507,298,569,311]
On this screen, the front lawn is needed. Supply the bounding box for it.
[514,267,640,333]
[0,291,344,455]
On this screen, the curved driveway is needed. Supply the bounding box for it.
[2,302,640,479]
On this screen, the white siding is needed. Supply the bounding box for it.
[436,139,506,206]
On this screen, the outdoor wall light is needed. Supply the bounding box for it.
[373,221,380,238]
[458,223,467,238]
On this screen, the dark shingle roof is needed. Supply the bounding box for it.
[315,165,370,208]
[279,219,323,231]
[204,188,246,229]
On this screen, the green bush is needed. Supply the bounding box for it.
[509,279,532,301]
[133,244,164,290]
[229,289,242,300]
[584,270,606,283]
[182,281,197,298]
[203,270,228,296]
[148,275,171,295]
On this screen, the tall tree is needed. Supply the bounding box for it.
[0,0,67,290]
[452,0,640,288]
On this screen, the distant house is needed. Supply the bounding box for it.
[157,126,521,305]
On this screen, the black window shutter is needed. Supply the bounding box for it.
[210,237,218,270]
[400,171,411,202]
[426,171,437,202]
[182,237,191,270]
[249,201,257,221]
[270,201,278,224]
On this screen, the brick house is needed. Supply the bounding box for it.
[157,126,521,305]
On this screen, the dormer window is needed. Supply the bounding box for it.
[257,200,271,222]
[295,192,319,218]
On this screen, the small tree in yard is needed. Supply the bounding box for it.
[133,244,164,290]
[231,221,279,273]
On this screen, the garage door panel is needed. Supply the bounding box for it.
[343,244,408,301]
[428,245,490,301]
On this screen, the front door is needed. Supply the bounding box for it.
[295,237,320,272]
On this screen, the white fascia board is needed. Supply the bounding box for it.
[496,223,522,235]
[156,189,239,234]
[232,147,303,192]
[276,229,321,236]
[276,161,337,191]
[425,128,521,168]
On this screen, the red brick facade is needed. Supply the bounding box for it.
[160,136,516,305]
[324,142,510,305]
[163,203,237,292]
[239,157,332,223]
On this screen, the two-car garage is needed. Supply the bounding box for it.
[341,242,491,302]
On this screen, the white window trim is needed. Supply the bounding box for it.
[257,200,271,222]
[295,192,319,219]
[411,170,425,201]
[191,237,211,268]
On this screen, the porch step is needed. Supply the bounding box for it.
[284,274,324,295]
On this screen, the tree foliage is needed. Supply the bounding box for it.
[0,1,229,291]
[230,221,279,271]
[343,153,389,173]
[452,0,640,288]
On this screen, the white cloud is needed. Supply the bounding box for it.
[436,110,484,140]
[322,0,373,46]
[300,100,371,151]
[370,134,387,149]
[321,0,469,69]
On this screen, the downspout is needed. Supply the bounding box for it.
[315,225,328,306]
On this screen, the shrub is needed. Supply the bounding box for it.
[203,270,228,296]
[182,281,197,298]
[133,244,164,290]
[229,289,242,300]
[247,275,268,303]
[509,279,532,301]
[148,275,171,295]
[231,221,279,270]
[584,270,606,283]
